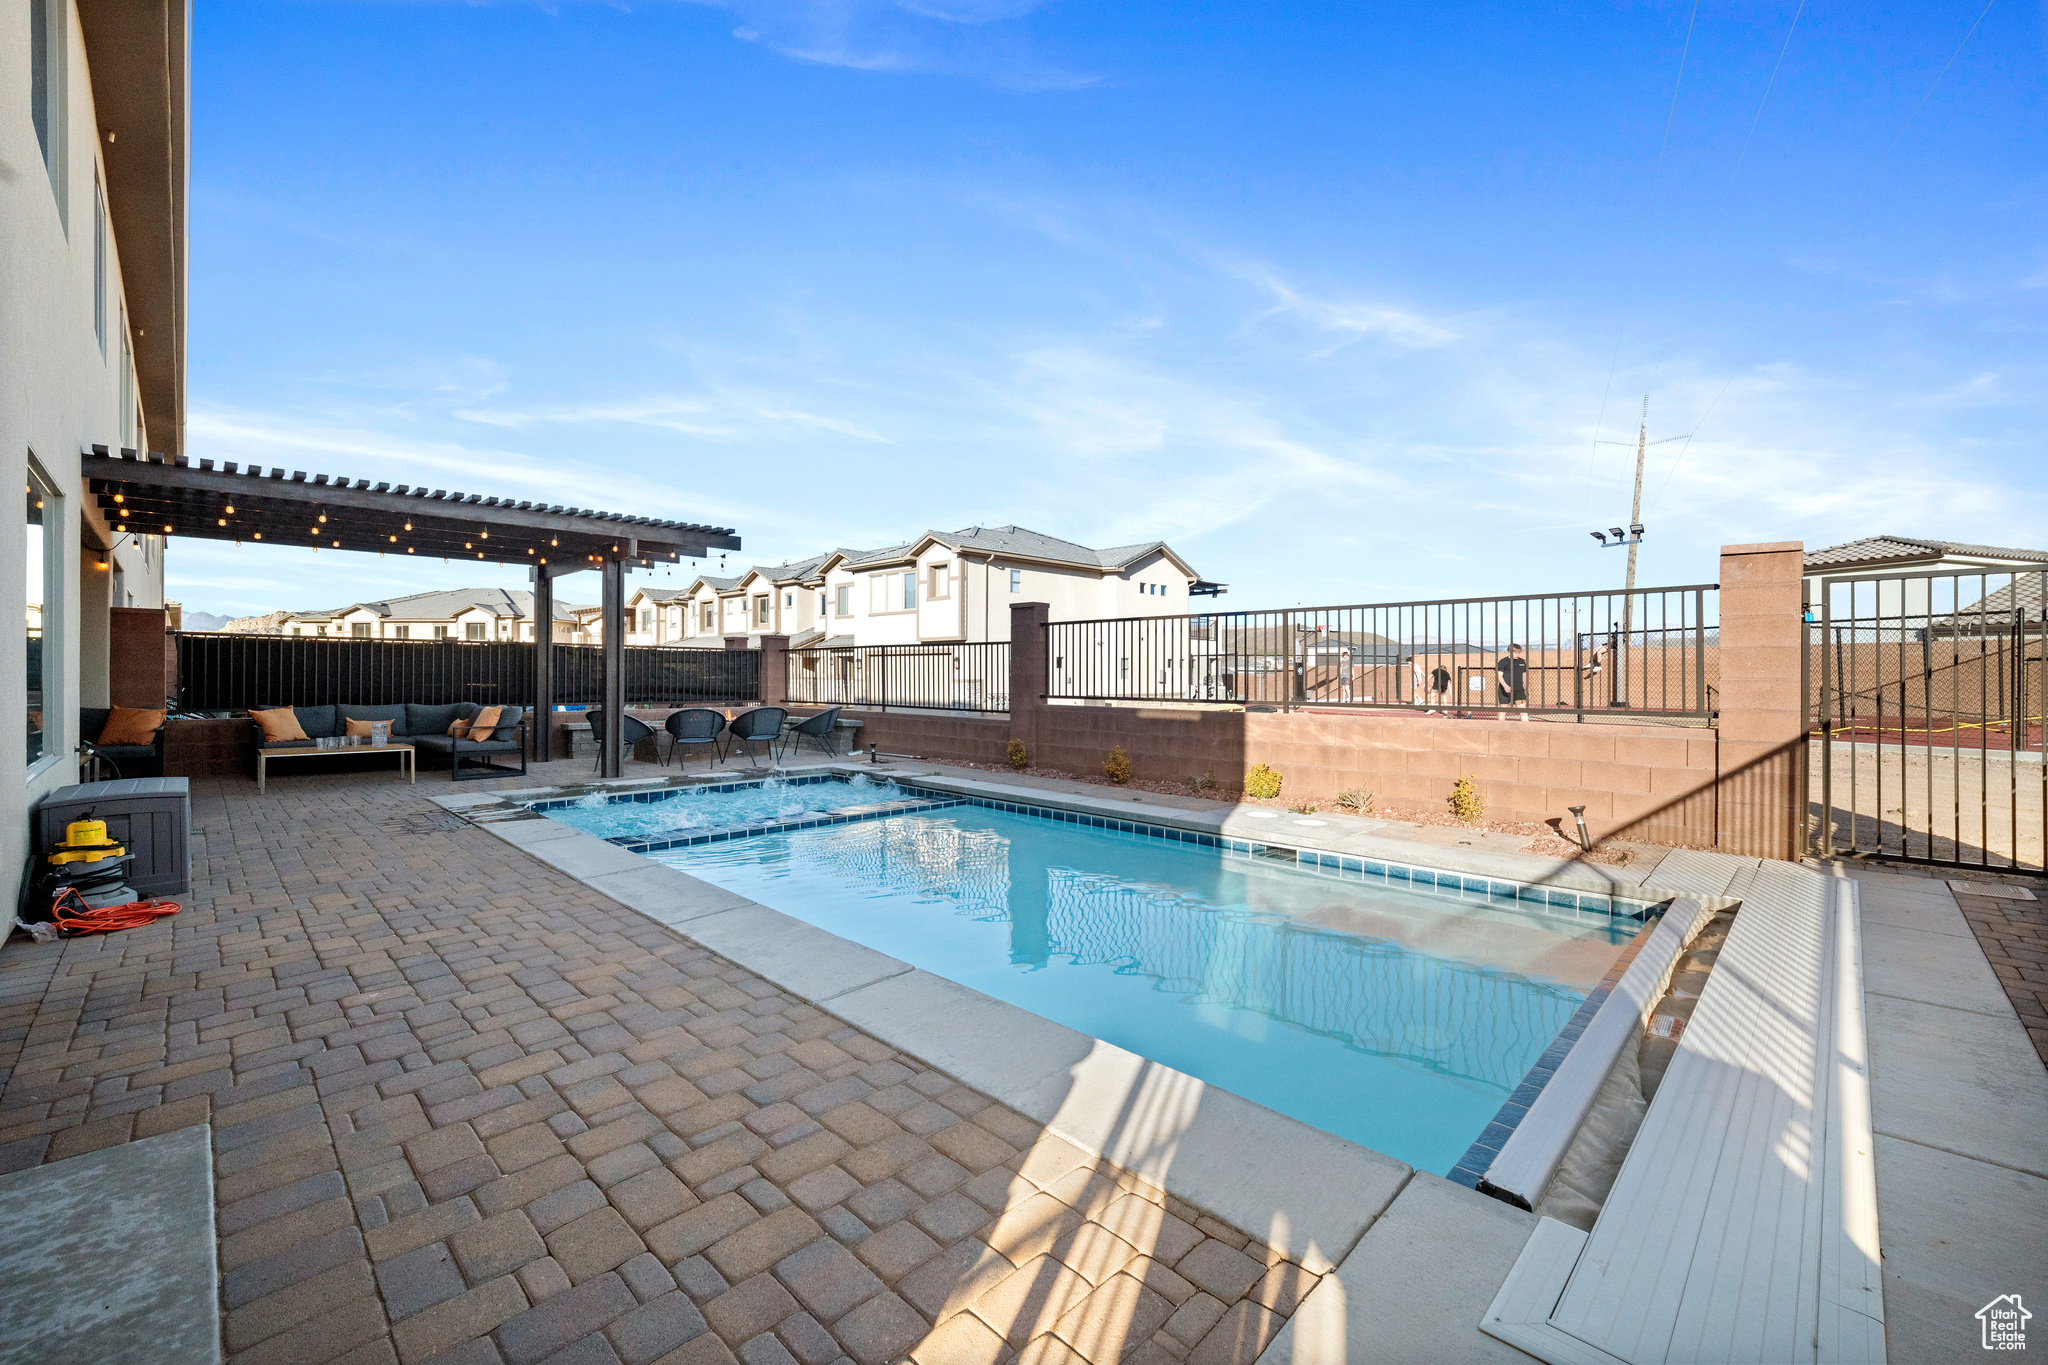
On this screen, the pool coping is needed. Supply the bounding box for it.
[435,766,1734,1272]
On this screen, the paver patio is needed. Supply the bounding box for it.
[0,759,1325,1365]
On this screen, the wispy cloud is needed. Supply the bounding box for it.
[455,394,892,444]
[690,0,1095,89]
[1217,258,1460,353]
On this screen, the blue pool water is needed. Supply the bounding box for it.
[621,799,1634,1175]
[538,774,915,845]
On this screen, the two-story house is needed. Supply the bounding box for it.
[5,0,186,875]
[664,527,1214,648]
[284,588,596,643]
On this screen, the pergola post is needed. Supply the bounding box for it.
[531,567,555,761]
[600,557,625,778]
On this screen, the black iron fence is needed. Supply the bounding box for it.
[1807,566,2045,872]
[174,634,759,711]
[1043,585,1719,721]
[786,643,1009,713]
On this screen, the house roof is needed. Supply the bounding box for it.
[1806,536,2048,572]
[294,588,587,624]
[814,526,1199,579]
[1941,572,2047,628]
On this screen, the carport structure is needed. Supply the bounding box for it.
[84,446,742,777]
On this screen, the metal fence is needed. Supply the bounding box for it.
[1808,567,2045,872]
[785,643,1009,713]
[174,634,759,711]
[1043,585,1719,721]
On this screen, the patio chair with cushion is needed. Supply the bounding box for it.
[586,709,657,772]
[721,706,787,768]
[663,708,726,771]
[78,706,166,780]
[782,706,843,759]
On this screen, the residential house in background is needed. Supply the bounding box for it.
[4,0,186,878]
[665,529,1215,649]
[1805,536,2048,622]
[284,588,597,644]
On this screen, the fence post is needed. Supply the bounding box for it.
[758,634,789,705]
[1716,541,1806,860]
[1010,602,1051,763]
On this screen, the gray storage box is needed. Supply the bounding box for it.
[36,778,191,897]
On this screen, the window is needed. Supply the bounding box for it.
[93,175,106,354]
[119,306,134,447]
[701,603,714,630]
[1009,569,1022,592]
[836,585,851,617]
[26,470,59,767]
[351,623,371,638]
[465,622,485,641]
[639,609,652,632]
[929,563,950,600]
[753,596,769,626]
[784,593,793,608]
[902,572,916,611]
[30,0,66,211]
[392,625,410,640]
[433,625,449,640]
[522,624,533,640]
[818,592,827,616]
[290,627,302,637]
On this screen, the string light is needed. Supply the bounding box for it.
[113,494,124,503]
[217,518,227,526]
[318,513,327,523]
[225,504,234,514]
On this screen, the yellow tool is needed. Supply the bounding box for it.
[48,815,126,866]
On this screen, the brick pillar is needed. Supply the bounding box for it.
[724,636,748,651]
[1715,541,1806,860]
[1009,601,1050,761]
[758,634,789,704]
[110,607,172,708]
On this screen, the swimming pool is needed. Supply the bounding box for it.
[534,773,931,846]
[537,780,1642,1175]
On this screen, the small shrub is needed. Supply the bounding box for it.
[1450,775,1485,822]
[1335,788,1375,815]
[1289,803,1319,815]
[1103,745,1133,785]
[1188,770,1219,795]
[1006,739,1028,771]
[1244,763,1283,800]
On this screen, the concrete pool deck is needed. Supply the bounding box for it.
[0,754,2038,1363]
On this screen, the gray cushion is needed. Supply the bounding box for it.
[406,703,470,737]
[408,735,456,755]
[293,705,337,739]
[337,704,408,737]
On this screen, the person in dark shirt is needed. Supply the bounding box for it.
[1496,643,1529,721]
[1428,663,1452,713]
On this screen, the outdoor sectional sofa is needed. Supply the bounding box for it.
[250,702,528,782]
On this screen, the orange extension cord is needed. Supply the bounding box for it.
[48,887,182,936]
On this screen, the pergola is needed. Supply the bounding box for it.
[85,446,743,777]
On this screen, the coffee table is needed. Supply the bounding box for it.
[257,743,415,794]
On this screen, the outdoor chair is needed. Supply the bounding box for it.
[720,707,788,768]
[585,709,657,771]
[783,706,843,759]
[662,708,726,771]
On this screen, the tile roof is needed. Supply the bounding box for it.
[1806,536,2048,570]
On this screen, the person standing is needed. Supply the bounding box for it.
[1496,643,1530,720]
[1428,662,1452,713]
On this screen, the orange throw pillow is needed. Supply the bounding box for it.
[344,718,393,743]
[454,705,503,741]
[97,706,165,747]
[251,707,309,743]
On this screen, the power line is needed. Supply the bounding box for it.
[1645,371,1737,515]
[1720,0,1806,207]
[1643,0,1704,224]
[1865,0,1999,196]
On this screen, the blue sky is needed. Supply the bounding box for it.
[173,0,2047,618]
